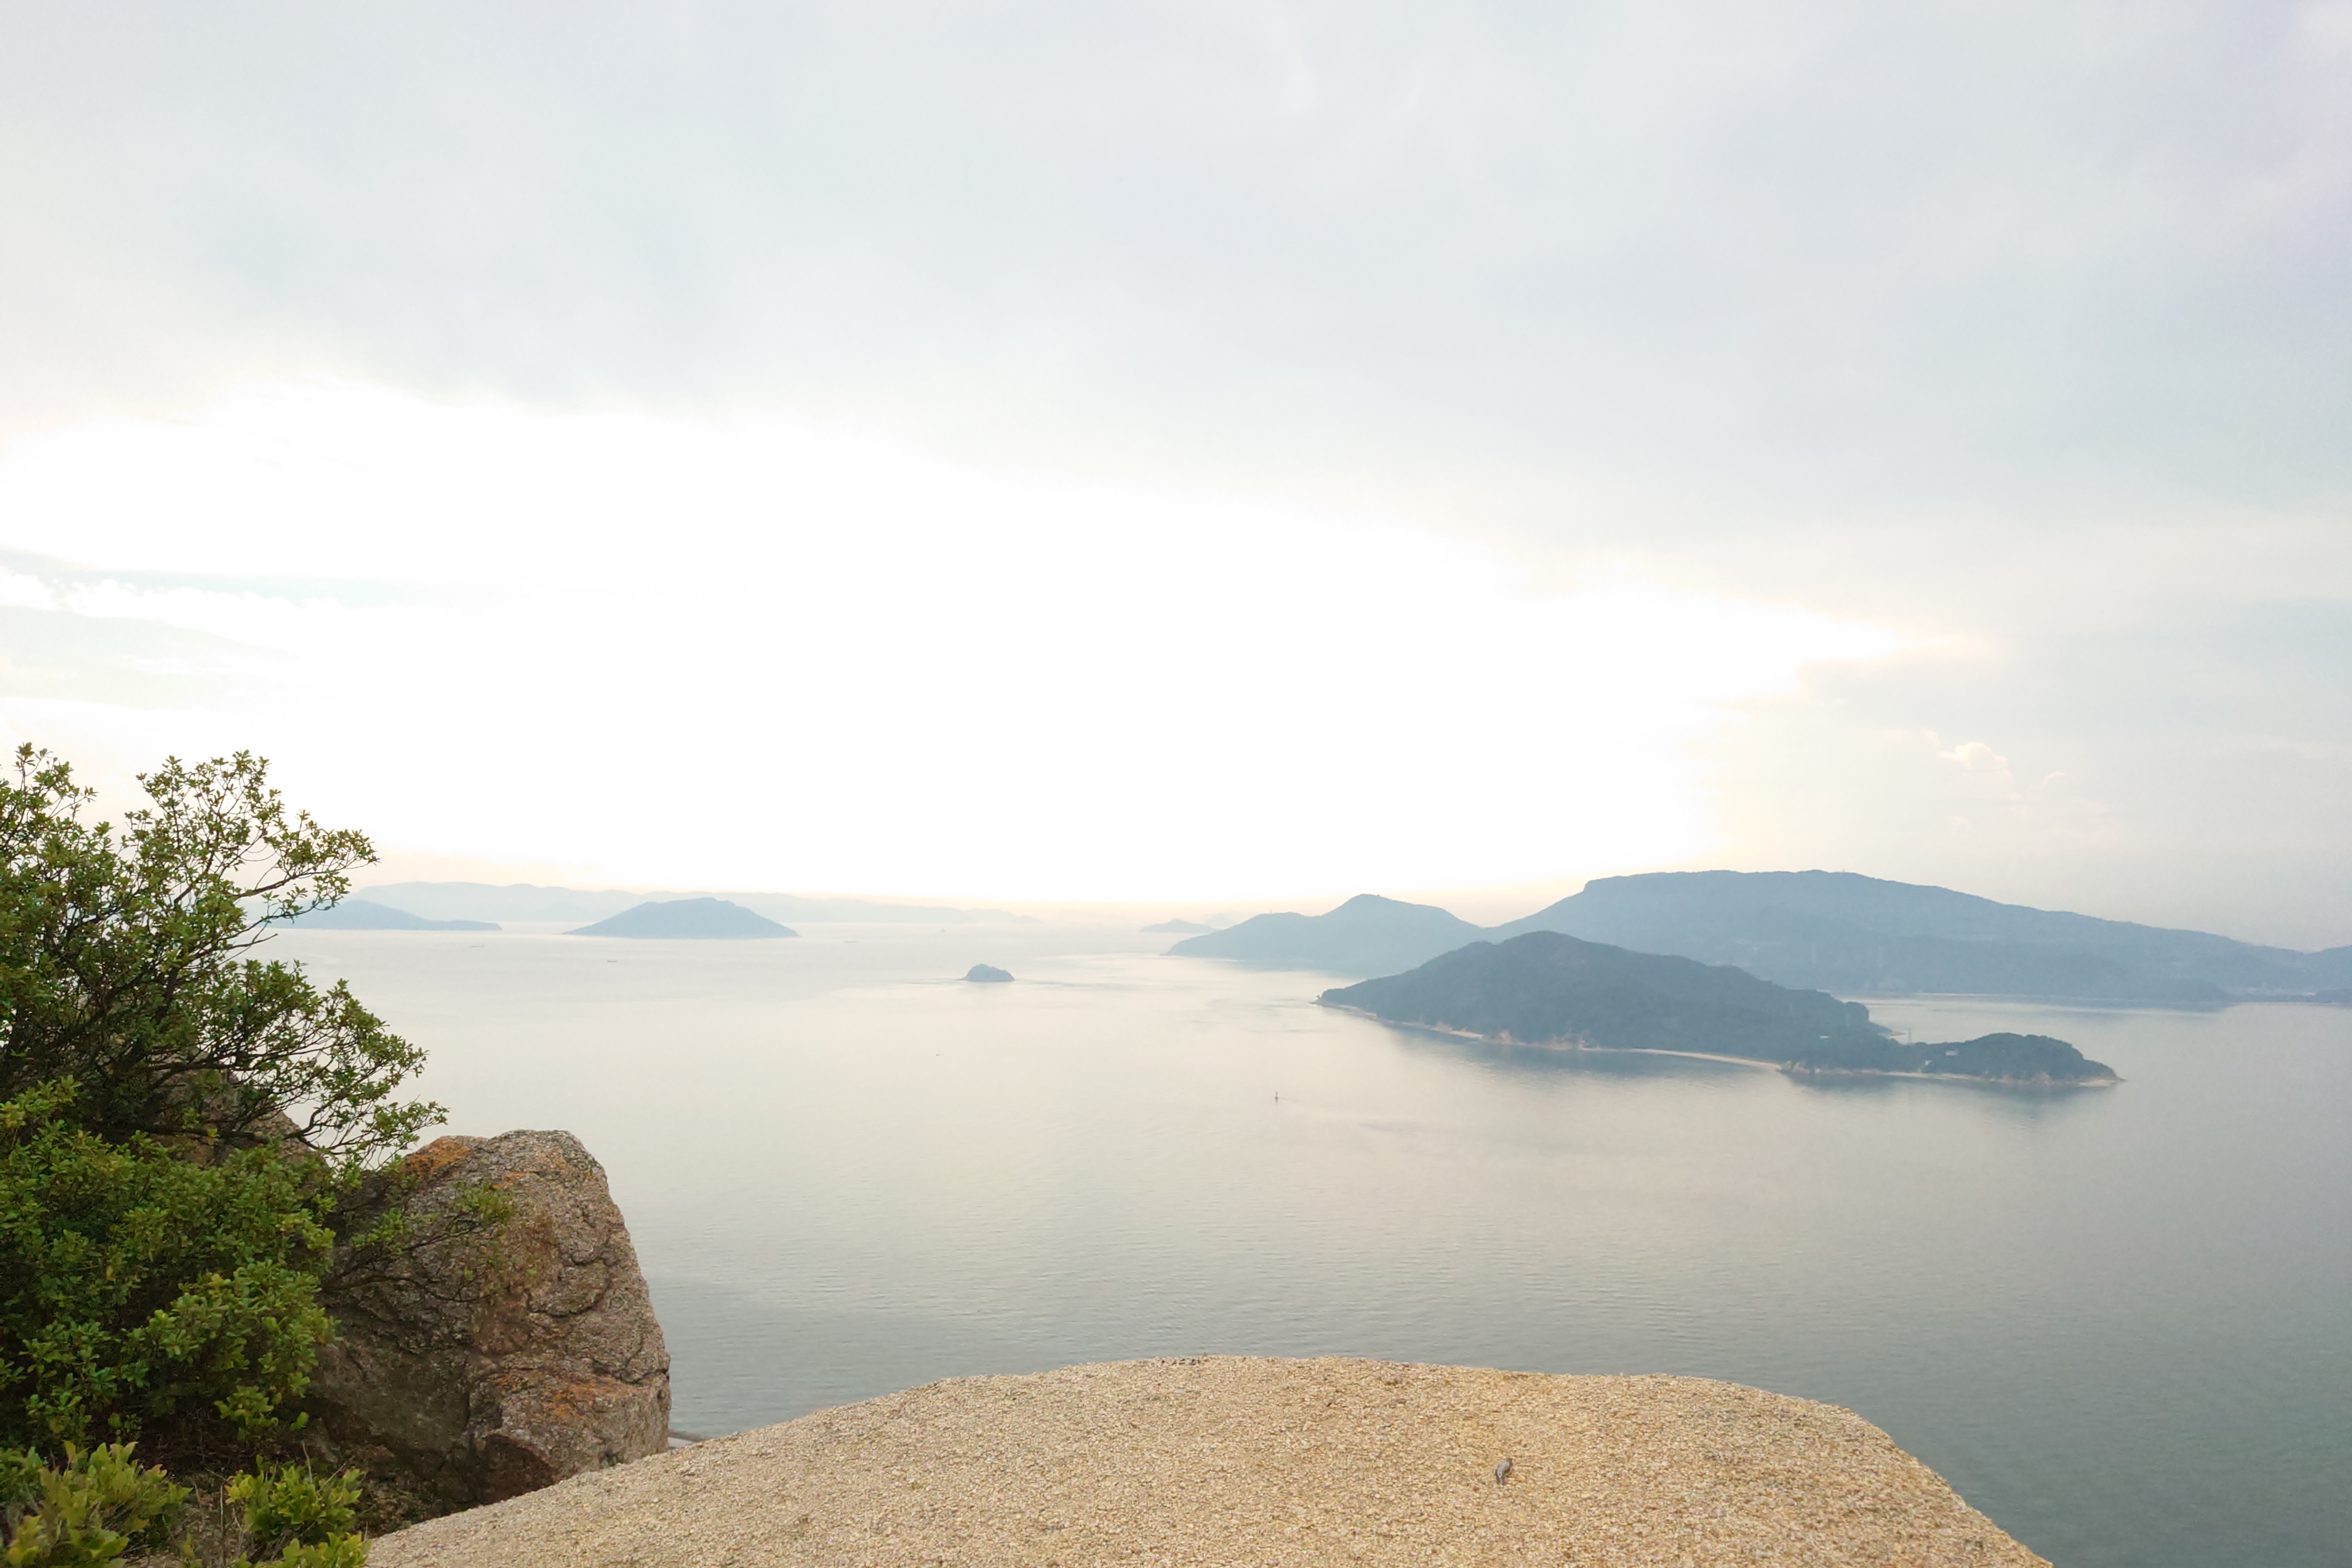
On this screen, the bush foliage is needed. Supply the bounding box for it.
[225,1460,366,1566]
[0,1446,366,1568]
[0,1084,333,1451]
[0,746,445,1462]
[0,1441,186,1566]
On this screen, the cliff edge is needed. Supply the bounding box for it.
[369,1356,2043,1566]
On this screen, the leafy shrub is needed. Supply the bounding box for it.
[0,1449,370,1568]
[0,746,450,1464]
[226,1462,357,1558]
[0,1084,333,1452]
[246,1541,367,1568]
[0,1450,40,1544]
[0,1442,186,1566]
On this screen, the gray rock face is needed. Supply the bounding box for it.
[307,1130,670,1511]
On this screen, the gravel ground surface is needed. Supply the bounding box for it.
[369,1356,2049,1567]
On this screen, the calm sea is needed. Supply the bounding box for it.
[276,923,2352,1568]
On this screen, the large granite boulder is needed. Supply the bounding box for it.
[307,1130,670,1512]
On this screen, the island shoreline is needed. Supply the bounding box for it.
[1318,1002,2122,1087]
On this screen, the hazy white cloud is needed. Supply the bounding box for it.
[54,580,363,655]
[0,568,55,611]
[1703,629,2352,947]
[0,383,1898,900]
[3,0,2346,520]
[0,1,2346,936]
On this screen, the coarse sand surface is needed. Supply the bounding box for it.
[369,1356,2049,1567]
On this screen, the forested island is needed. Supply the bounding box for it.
[1320,932,2118,1084]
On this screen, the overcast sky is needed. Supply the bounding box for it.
[2,1,2346,942]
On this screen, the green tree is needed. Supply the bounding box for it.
[0,746,446,1454]
[0,746,439,1166]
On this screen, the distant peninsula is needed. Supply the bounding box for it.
[1169,894,1484,979]
[286,898,498,932]
[566,897,798,939]
[1320,932,2118,1085]
[1142,918,1214,935]
[1489,870,2351,1005]
[1167,870,2352,1004]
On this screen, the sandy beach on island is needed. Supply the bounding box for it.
[369,1356,2048,1567]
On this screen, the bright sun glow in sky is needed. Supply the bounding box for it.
[1,382,1898,901]
[3,1,2347,939]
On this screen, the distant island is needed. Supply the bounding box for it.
[965,964,1013,982]
[1320,932,2119,1085]
[358,881,1038,926]
[1141,918,1214,935]
[1489,870,2352,1004]
[566,898,798,939]
[1169,870,2352,1003]
[285,898,498,932]
[2314,988,2352,1006]
[1169,894,1484,979]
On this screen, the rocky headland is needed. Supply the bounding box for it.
[367,1356,2046,1567]
[306,1138,2050,1565]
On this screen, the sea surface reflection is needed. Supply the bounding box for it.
[279,925,2352,1568]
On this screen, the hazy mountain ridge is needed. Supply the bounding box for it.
[360,881,1037,927]
[1177,871,2351,1002]
[567,897,797,939]
[1321,932,2118,1084]
[1495,872,2352,1002]
[284,898,499,932]
[1167,894,1483,979]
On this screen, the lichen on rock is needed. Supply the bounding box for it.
[307,1130,670,1513]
